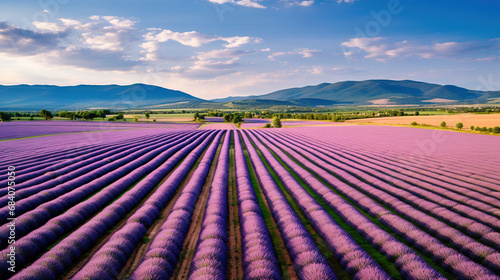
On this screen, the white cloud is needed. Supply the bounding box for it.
[268,48,322,60]
[207,0,265,9]
[33,22,68,33]
[336,0,357,3]
[284,0,314,7]
[141,29,261,61]
[341,37,497,62]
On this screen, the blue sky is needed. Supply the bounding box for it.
[0,0,499,99]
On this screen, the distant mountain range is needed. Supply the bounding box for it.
[0,84,205,111]
[213,80,500,107]
[1,80,499,110]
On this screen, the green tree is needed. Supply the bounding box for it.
[145,112,150,119]
[0,111,11,122]
[97,110,107,119]
[411,121,418,126]
[470,125,474,131]
[193,112,200,121]
[223,114,232,123]
[133,116,139,122]
[440,121,446,128]
[232,113,243,124]
[493,126,500,134]
[264,123,272,128]
[415,111,419,116]
[273,117,282,128]
[456,122,463,130]
[58,111,68,118]
[115,113,124,120]
[39,109,54,120]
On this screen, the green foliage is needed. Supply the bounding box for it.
[115,113,124,120]
[414,111,419,116]
[145,112,150,119]
[0,111,11,122]
[475,126,481,131]
[264,123,272,128]
[470,125,474,130]
[494,126,500,134]
[456,122,463,130]
[411,121,418,126]
[39,109,54,120]
[273,117,282,128]
[440,121,446,128]
[223,113,232,122]
[133,116,139,122]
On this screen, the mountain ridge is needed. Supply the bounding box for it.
[1,80,499,110]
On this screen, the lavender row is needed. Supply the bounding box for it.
[0,129,161,176]
[257,130,499,279]
[245,130,392,279]
[188,131,231,280]
[270,131,500,242]
[289,126,499,182]
[8,130,216,280]
[233,132,282,280]
[71,131,223,280]
[129,131,225,280]
[0,131,182,203]
[240,131,337,280]
[263,130,500,261]
[0,131,171,187]
[295,126,500,184]
[1,131,210,276]
[251,129,443,279]
[0,131,197,243]
[289,132,500,214]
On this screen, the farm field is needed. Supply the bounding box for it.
[0,123,500,279]
[346,113,500,130]
[0,121,200,140]
[120,114,194,122]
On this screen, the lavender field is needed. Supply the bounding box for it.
[1,123,499,280]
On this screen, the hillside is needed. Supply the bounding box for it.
[0,84,202,110]
[249,80,498,106]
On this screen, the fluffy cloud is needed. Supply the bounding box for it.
[268,48,322,60]
[283,0,314,7]
[141,29,262,61]
[207,0,265,8]
[0,21,68,56]
[341,37,499,62]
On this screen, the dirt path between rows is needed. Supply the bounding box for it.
[227,140,243,280]
[117,137,215,279]
[172,136,224,280]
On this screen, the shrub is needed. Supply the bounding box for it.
[493,126,500,134]
[475,126,481,131]
[133,116,139,122]
[415,111,419,116]
[488,127,493,133]
[263,123,272,128]
[411,121,418,126]
[481,126,487,132]
[273,117,282,128]
[115,113,124,120]
[39,109,54,120]
[470,125,474,130]
[145,112,150,119]
[440,121,446,128]
[456,122,463,130]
